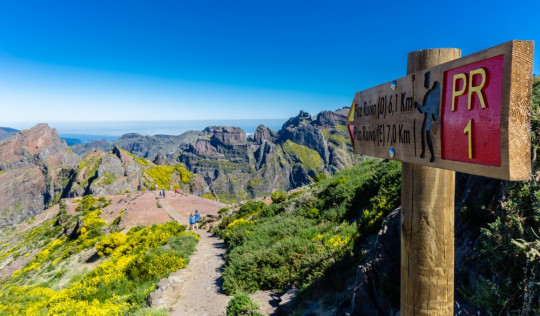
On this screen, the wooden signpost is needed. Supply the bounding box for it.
[347,40,534,315]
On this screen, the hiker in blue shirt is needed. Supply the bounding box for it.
[194,210,201,229]
[189,213,196,230]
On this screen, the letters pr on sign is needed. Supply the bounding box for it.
[347,40,534,180]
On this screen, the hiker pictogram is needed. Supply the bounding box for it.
[415,71,440,163]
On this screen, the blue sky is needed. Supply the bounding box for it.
[0,0,538,125]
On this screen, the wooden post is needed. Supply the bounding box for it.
[401,48,461,315]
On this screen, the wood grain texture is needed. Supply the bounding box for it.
[401,48,459,316]
[349,41,534,180]
[507,40,534,180]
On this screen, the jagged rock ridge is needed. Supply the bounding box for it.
[0,124,80,228]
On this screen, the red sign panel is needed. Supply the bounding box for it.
[441,55,504,166]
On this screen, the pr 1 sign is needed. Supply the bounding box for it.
[441,54,504,166]
[347,40,534,181]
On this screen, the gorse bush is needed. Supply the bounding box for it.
[0,205,198,315]
[226,293,262,316]
[96,232,127,257]
[271,190,288,204]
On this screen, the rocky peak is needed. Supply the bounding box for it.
[0,124,80,227]
[281,110,313,129]
[313,110,348,128]
[278,123,329,164]
[253,125,277,145]
[0,124,73,169]
[210,126,247,149]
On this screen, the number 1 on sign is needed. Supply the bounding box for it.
[464,120,472,159]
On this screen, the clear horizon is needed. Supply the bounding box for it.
[1,118,293,141]
[0,1,538,122]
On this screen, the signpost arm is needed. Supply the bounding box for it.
[401,48,461,315]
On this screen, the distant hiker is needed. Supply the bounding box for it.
[210,188,218,202]
[159,189,163,198]
[189,213,196,230]
[194,210,201,229]
[415,71,440,163]
[162,188,166,198]
[155,184,158,191]
[175,188,179,196]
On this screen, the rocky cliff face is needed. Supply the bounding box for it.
[0,124,79,227]
[67,146,194,197]
[177,108,360,201]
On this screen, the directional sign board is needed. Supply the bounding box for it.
[347,40,534,180]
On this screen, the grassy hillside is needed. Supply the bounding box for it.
[214,159,401,298]
[0,195,198,315]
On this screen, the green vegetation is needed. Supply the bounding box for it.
[0,194,199,315]
[144,164,193,189]
[98,172,118,185]
[463,76,540,314]
[218,207,229,215]
[270,190,287,204]
[282,140,324,174]
[215,159,401,295]
[76,155,102,188]
[226,293,262,316]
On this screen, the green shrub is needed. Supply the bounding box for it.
[271,190,287,204]
[256,204,282,219]
[236,201,265,218]
[221,158,400,297]
[226,293,262,316]
[222,214,358,294]
[307,208,319,219]
[315,173,327,182]
[218,207,229,215]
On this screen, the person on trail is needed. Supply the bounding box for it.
[175,188,179,196]
[155,184,158,191]
[159,188,162,198]
[194,210,201,229]
[189,213,196,230]
[162,188,166,198]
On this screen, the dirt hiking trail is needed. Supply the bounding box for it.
[170,230,230,315]
[149,191,278,315]
[148,191,230,315]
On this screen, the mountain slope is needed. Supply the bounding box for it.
[0,124,80,228]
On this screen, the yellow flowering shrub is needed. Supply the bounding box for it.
[227,218,254,230]
[324,235,350,250]
[96,232,127,257]
[79,210,106,240]
[0,219,197,315]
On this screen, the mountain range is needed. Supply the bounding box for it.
[0,108,360,227]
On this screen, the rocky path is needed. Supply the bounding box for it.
[149,195,230,315]
[159,197,186,224]
[169,230,230,315]
[149,193,278,315]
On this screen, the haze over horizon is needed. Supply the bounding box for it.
[0,0,539,126]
